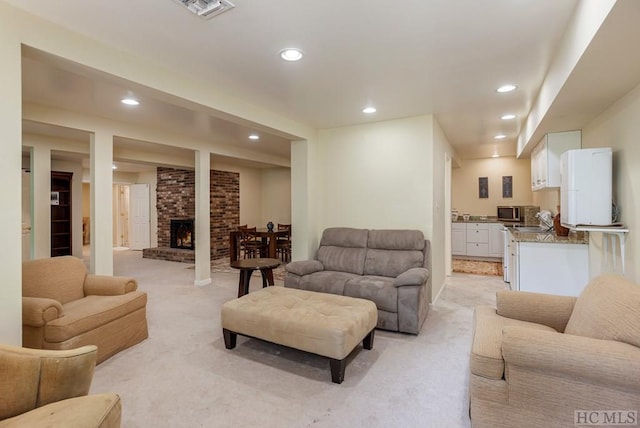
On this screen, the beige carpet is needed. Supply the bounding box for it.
[90,250,506,427]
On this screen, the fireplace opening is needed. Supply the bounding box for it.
[170,219,195,250]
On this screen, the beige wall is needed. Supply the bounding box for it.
[581,82,640,282]
[260,167,292,227]
[451,157,534,217]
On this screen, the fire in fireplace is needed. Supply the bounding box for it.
[170,219,195,250]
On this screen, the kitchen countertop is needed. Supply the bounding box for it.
[452,217,502,223]
[508,228,588,244]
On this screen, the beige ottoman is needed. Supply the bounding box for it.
[221,286,378,383]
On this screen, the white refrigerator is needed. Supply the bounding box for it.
[560,148,612,227]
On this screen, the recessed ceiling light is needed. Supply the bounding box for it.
[494,134,507,140]
[362,107,377,114]
[496,84,517,93]
[280,48,303,61]
[121,98,139,106]
[501,114,516,120]
[112,164,117,170]
[248,134,259,140]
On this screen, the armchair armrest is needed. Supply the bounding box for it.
[394,267,429,287]
[84,275,137,296]
[285,260,324,276]
[496,290,576,332]
[502,326,640,392]
[22,296,63,327]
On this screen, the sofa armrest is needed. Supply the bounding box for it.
[394,267,429,287]
[84,275,138,296]
[285,260,324,276]
[502,326,640,392]
[496,290,576,332]
[22,297,63,327]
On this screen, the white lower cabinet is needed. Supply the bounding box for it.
[488,224,504,257]
[465,223,489,257]
[451,222,503,258]
[452,223,466,255]
[511,240,589,297]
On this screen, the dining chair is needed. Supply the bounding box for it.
[276,224,292,262]
[239,227,267,259]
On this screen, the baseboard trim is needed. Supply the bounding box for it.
[194,278,212,287]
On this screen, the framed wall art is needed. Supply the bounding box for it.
[478,177,488,199]
[502,176,513,198]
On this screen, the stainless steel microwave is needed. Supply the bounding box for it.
[497,206,522,222]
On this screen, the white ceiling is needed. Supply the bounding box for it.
[8,0,640,164]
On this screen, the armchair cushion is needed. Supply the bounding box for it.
[285,260,324,276]
[0,344,121,428]
[394,268,429,287]
[84,275,137,296]
[0,344,97,420]
[0,394,122,428]
[565,274,640,348]
[470,306,556,380]
[23,257,88,304]
[45,293,147,343]
[496,290,576,333]
[502,326,640,392]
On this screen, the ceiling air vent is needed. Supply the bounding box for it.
[174,0,235,20]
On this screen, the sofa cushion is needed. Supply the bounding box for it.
[316,228,368,275]
[344,276,397,313]
[564,274,640,348]
[364,249,425,278]
[44,292,148,343]
[23,256,87,304]
[471,306,556,380]
[367,229,425,251]
[298,271,360,295]
[319,227,369,248]
[363,230,425,277]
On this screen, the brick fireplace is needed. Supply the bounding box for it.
[142,167,239,263]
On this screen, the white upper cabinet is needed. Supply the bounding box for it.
[531,130,581,191]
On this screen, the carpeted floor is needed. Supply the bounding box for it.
[90,250,506,427]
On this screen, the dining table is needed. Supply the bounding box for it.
[229,228,289,262]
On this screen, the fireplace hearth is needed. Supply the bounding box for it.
[170,219,195,250]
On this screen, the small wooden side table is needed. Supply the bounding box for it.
[230,258,281,297]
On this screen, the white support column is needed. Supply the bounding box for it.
[291,139,318,260]
[194,150,211,286]
[90,132,113,275]
[30,145,51,259]
[0,29,22,345]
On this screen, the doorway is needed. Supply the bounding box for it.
[114,184,130,248]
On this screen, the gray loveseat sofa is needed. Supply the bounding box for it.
[284,227,431,334]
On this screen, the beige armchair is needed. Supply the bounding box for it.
[22,256,148,364]
[0,344,121,427]
[470,274,640,428]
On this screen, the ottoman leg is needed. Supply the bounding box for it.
[329,358,346,384]
[363,329,375,350]
[223,328,237,349]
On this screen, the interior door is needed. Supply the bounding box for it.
[129,183,150,250]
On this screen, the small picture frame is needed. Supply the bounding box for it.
[478,177,488,199]
[502,176,513,198]
[51,191,60,205]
